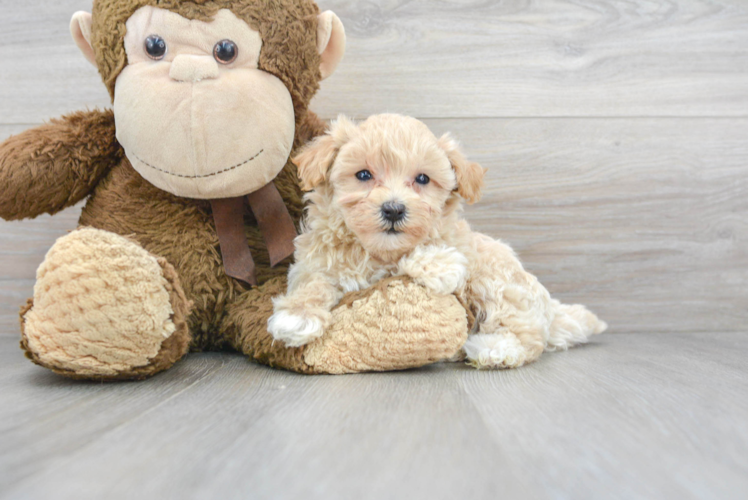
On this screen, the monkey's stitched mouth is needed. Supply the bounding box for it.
[132,150,264,179]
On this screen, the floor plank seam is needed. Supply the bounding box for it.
[0,357,229,493]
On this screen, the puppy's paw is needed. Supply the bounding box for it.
[398,245,468,295]
[463,333,527,370]
[268,310,325,348]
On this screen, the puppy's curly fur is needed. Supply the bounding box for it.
[269,114,607,369]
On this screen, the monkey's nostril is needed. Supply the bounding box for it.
[381,202,407,223]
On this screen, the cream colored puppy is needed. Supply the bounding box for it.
[268,114,607,369]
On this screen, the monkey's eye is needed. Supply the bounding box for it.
[356,170,373,182]
[214,40,238,64]
[144,35,167,60]
[415,174,431,185]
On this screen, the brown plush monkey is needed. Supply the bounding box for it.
[0,0,469,380]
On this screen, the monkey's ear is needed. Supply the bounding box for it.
[294,115,357,191]
[317,11,346,81]
[438,134,487,204]
[71,12,97,66]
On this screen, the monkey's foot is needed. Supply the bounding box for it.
[303,278,470,374]
[20,228,192,381]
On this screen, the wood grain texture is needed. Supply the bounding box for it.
[0,281,33,335]
[2,1,748,122]
[1,333,746,500]
[3,119,745,335]
[423,117,748,334]
[314,0,748,119]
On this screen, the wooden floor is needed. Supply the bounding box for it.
[0,333,746,500]
[2,0,748,498]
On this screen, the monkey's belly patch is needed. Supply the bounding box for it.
[132,150,264,179]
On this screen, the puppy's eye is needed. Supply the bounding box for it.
[144,35,167,60]
[415,174,431,185]
[214,40,238,64]
[356,170,373,182]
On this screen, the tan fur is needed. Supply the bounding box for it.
[91,0,324,122]
[1,2,468,379]
[21,228,191,379]
[271,114,607,368]
[295,115,358,191]
[114,7,298,199]
[227,276,468,374]
[304,278,469,374]
[437,134,487,204]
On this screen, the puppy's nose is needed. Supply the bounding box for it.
[381,202,407,223]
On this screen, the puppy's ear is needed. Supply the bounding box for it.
[294,115,357,191]
[438,134,487,204]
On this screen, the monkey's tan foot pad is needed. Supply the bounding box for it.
[304,278,470,374]
[20,228,191,381]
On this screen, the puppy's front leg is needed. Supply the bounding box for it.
[268,273,344,348]
[397,245,468,295]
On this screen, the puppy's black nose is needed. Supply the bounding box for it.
[381,202,407,223]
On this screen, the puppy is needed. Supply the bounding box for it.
[268,114,607,369]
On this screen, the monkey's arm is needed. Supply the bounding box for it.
[0,109,120,221]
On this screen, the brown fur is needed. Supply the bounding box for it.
[91,0,323,126]
[77,153,306,352]
[2,1,470,379]
[10,116,317,376]
[223,277,314,373]
[2,0,328,378]
[0,109,121,221]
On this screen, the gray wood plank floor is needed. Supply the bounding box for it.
[1,333,747,500]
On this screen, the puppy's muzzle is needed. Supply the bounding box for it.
[381,202,407,223]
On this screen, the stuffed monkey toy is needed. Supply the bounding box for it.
[0,0,469,380]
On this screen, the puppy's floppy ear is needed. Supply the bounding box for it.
[294,115,357,191]
[438,133,487,204]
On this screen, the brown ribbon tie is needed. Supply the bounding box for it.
[210,182,297,287]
